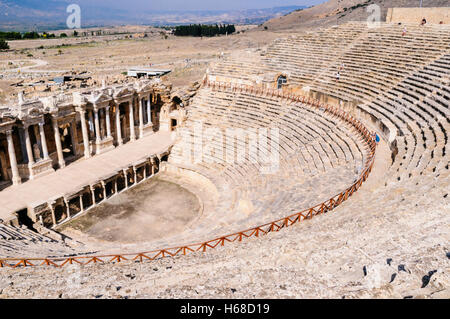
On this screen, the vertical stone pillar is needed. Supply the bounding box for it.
[52,118,65,169]
[64,198,71,221]
[105,106,112,138]
[129,100,136,141]
[38,122,50,160]
[90,186,96,205]
[88,110,94,139]
[24,126,35,166]
[94,109,101,143]
[79,195,84,213]
[151,158,155,176]
[24,125,35,180]
[50,205,57,226]
[33,125,42,156]
[102,181,107,199]
[139,98,144,138]
[79,110,91,159]
[147,97,152,125]
[115,105,123,146]
[6,129,21,185]
[123,169,128,189]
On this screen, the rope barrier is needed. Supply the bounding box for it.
[0,81,377,269]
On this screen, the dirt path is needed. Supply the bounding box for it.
[3,59,67,73]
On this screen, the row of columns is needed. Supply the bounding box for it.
[6,117,65,185]
[5,97,155,186]
[81,98,152,155]
[43,157,160,227]
[52,119,66,169]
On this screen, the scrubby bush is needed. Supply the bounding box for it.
[0,39,9,50]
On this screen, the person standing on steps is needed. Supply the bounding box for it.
[402,26,407,37]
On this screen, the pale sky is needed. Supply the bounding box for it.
[74,0,327,11]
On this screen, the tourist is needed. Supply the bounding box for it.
[336,71,340,82]
[402,27,407,37]
[421,18,427,26]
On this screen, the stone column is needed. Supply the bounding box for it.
[79,110,91,159]
[38,122,50,160]
[50,205,57,226]
[139,98,144,138]
[102,181,107,199]
[90,186,96,205]
[94,109,101,143]
[79,195,84,213]
[24,125,35,180]
[115,105,123,146]
[88,111,94,139]
[64,198,71,220]
[6,130,21,185]
[123,169,128,189]
[105,106,112,138]
[52,118,65,169]
[147,97,152,125]
[24,126,35,166]
[129,100,136,141]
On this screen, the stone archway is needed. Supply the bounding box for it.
[118,102,132,144]
[59,123,75,159]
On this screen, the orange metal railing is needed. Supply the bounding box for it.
[0,81,377,269]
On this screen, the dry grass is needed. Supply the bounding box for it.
[0,27,287,103]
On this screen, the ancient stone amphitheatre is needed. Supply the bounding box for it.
[0,1,449,299]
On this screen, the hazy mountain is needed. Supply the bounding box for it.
[0,1,306,31]
[262,0,449,31]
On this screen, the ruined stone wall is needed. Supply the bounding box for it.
[387,7,450,24]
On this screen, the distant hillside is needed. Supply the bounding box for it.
[0,1,305,31]
[262,0,450,31]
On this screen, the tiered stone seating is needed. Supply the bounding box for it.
[0,224,81,258]
[206,22,449,186]
[1,22,448,286]
[264,22,369,86]
[163,86,369,246]
[209,23,450,106]
[360,53,450,183]
[305,24,450,104]
[209,50,270,83]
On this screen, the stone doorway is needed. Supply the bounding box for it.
[60,124,75,160]
[119,103,130,144]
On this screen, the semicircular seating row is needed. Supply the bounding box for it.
[161,86,370,247]
[0,223,79,258]
[209,22,450,185]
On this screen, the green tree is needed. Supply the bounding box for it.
[22,31,40,39]
[0,31,22,40]
[0,39,9,50]
[174,24,236,37]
